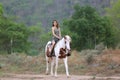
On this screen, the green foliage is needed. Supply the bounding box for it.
[27,24,51,55]
[0,20,30,53]
[0,1,114,53]
[0,0,111,27]
[26,49,39,56]
[0,4,30,54]
[0,2,52,55]
[63,5,117,50]
[105,0,120,47]
[0,3,3,16]
[106,0,120,28]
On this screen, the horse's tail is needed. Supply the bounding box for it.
[45,41,52,63]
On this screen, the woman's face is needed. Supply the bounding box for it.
[53,21,57,26]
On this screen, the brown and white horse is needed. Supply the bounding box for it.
[45,35,71,77]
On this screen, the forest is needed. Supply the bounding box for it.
[0,0,111,27]
[0,0,120,55]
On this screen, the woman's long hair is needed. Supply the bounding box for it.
[52,20,59,28]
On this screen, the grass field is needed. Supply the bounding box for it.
[0,49,120,77]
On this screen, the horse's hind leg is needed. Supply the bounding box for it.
[63,57,70,77]
[55,57,59,77]
[50,57,54,76]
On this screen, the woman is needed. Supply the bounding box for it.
[49,20,61,53]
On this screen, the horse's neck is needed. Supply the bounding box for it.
[56,38,65,49]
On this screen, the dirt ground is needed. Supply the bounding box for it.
[1,74,120,80]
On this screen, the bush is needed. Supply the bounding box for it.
[26,49,40,56]
[85,54,94,64]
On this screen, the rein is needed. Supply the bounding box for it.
[64,40,67,50]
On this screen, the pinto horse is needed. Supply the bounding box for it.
[45,35,71,77]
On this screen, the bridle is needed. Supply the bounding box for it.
[65,40,67,49]
[64,39,71,54]
[64,40,71,57]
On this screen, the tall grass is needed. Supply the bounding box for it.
[0,49,120,76]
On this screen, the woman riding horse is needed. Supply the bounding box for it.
[49,20,61,55]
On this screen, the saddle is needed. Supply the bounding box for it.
[47,43,56,57]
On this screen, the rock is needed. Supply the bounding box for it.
[95,42,105,52]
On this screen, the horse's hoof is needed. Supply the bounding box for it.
[54,75,58,77]
[45,71,49,75]
[50,73,54,76]
[67,75,70,78]
[45,73,49,75]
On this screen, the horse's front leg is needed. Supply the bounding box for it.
[63,57,70,77]
[55,57,59,77]
[50,57,54,76]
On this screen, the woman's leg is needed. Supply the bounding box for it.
[49,40,55,53]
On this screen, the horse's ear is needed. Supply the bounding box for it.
[64,36,66,40]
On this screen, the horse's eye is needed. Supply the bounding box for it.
[65,41,66,44]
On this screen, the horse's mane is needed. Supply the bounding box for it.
[54,37,64,48]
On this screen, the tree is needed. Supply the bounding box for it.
[27,23,52,55]
[0,4,30,54]
[105,0,120,48]
[0,3,3,16]
[0,19,30,53]
[106,0,120,29]
[0,0,111,27]
[63,5,117,51]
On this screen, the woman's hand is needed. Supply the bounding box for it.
[58,36,62,39]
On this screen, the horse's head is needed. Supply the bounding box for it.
[64,35,71,54]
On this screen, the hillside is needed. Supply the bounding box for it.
[0,0,111,27]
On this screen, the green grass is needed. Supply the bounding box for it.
[0,70,4,77]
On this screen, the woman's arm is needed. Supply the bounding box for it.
[52,27,60,39]
[59,28,61,38]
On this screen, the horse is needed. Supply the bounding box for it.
[45,35,71,77]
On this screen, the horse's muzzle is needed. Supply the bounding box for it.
[67,49,71,56]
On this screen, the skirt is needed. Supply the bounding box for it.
[53,37,60,43]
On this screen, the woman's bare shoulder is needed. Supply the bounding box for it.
[52,26,54,29]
